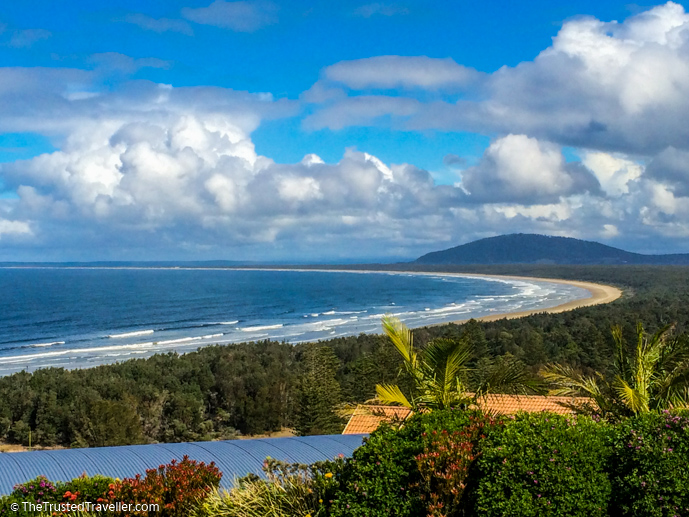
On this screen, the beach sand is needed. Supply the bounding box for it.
[442,274,623,324]
[251,267,623,325]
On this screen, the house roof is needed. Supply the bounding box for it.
[0,434,366,496]
[474,394,592,415]
[342,394,593,435]
[342,405,413,434]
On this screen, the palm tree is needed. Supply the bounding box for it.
[542,322,689,418]
[375,316,540,411]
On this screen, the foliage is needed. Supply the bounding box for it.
[105,456,221,517]
[415,414,496,517]
[471,412,611,517]
[0,476,60,517]
[57,474,114,504]
[3,265,689,448]
[295,344,344,436]
[543,323,689,418]
[329,409,482,517]
[607,410,689,516]
[193,456,344,517]
[376,316,540,410]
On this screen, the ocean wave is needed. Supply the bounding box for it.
[201,333,224,339]
[25,341,65,348]
[240,324,283,332]
[322,310,367,315]
[156,337,198,345]
[219,321,239,325]
[108,330,155,339]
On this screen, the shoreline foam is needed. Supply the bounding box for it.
[235,268,623,325]
[0,268,622,375]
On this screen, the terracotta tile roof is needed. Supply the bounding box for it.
[473,394,594,415]
[342,405,413,434]
[342,395,594,434]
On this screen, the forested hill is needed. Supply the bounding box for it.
[415,234,689,265]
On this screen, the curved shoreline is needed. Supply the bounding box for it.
[0,268,622,376]
[439,274,622,324]
[233,267,623,325]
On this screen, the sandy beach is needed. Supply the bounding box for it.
[442,274,623,324]
[252,267,623,325]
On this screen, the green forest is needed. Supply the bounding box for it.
[1,265,688,448]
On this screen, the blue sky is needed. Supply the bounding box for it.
[1,1,689,261]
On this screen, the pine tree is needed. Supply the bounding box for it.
[295,344,343,436]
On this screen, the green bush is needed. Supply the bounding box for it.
[0,476,61,517]
[608,411,689,516]
[194,457,340,517]
[329,408,483,517]
[471,412,610,517]
[57,474,114,504]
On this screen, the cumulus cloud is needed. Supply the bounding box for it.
[0,218,31,238]
[124,13,194,35]
[460,135,601,204]
[645,147,689,196]
[4,2,689,259]
[581,152,643,197]
[307,2,689,155]
[182,0,278,32]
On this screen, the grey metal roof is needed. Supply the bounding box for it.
[0,435,366,495]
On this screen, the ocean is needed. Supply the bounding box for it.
[0,268,590,376]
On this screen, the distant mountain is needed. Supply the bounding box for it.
[414,234,689,265]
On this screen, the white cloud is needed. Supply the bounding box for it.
[182,0,278,32]
[320,55,479,91]
[0,218,31,238]
[645,146,689,195]
[307,2,689,155]
[460,135,600,203]
[581,152,643,197]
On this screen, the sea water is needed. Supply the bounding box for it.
[0,268,590,376]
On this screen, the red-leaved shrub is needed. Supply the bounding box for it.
[105,456,221,517]
[415,415,496,517]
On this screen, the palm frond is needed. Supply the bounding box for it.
[375,383,413,408]
[422,338,471,391]
[613,376,648,414]
[381,315,416,367]
[476,357,543,398]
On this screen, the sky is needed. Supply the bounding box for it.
[1,1,689,262]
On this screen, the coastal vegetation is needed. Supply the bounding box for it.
[1,265,689,448]
[3,409,689,516]
[543,322,689,418]
[375,316,538,410]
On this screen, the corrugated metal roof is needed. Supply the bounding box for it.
[0,435,366,495]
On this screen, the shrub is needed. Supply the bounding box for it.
[471,412,610,517]
[106,456,222,517]
[329,408,483,517]
[608,410,689,516]
[0,476,61,517]
[195,458,323,517]
[416,414,497,517]
[57,474,114,504]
